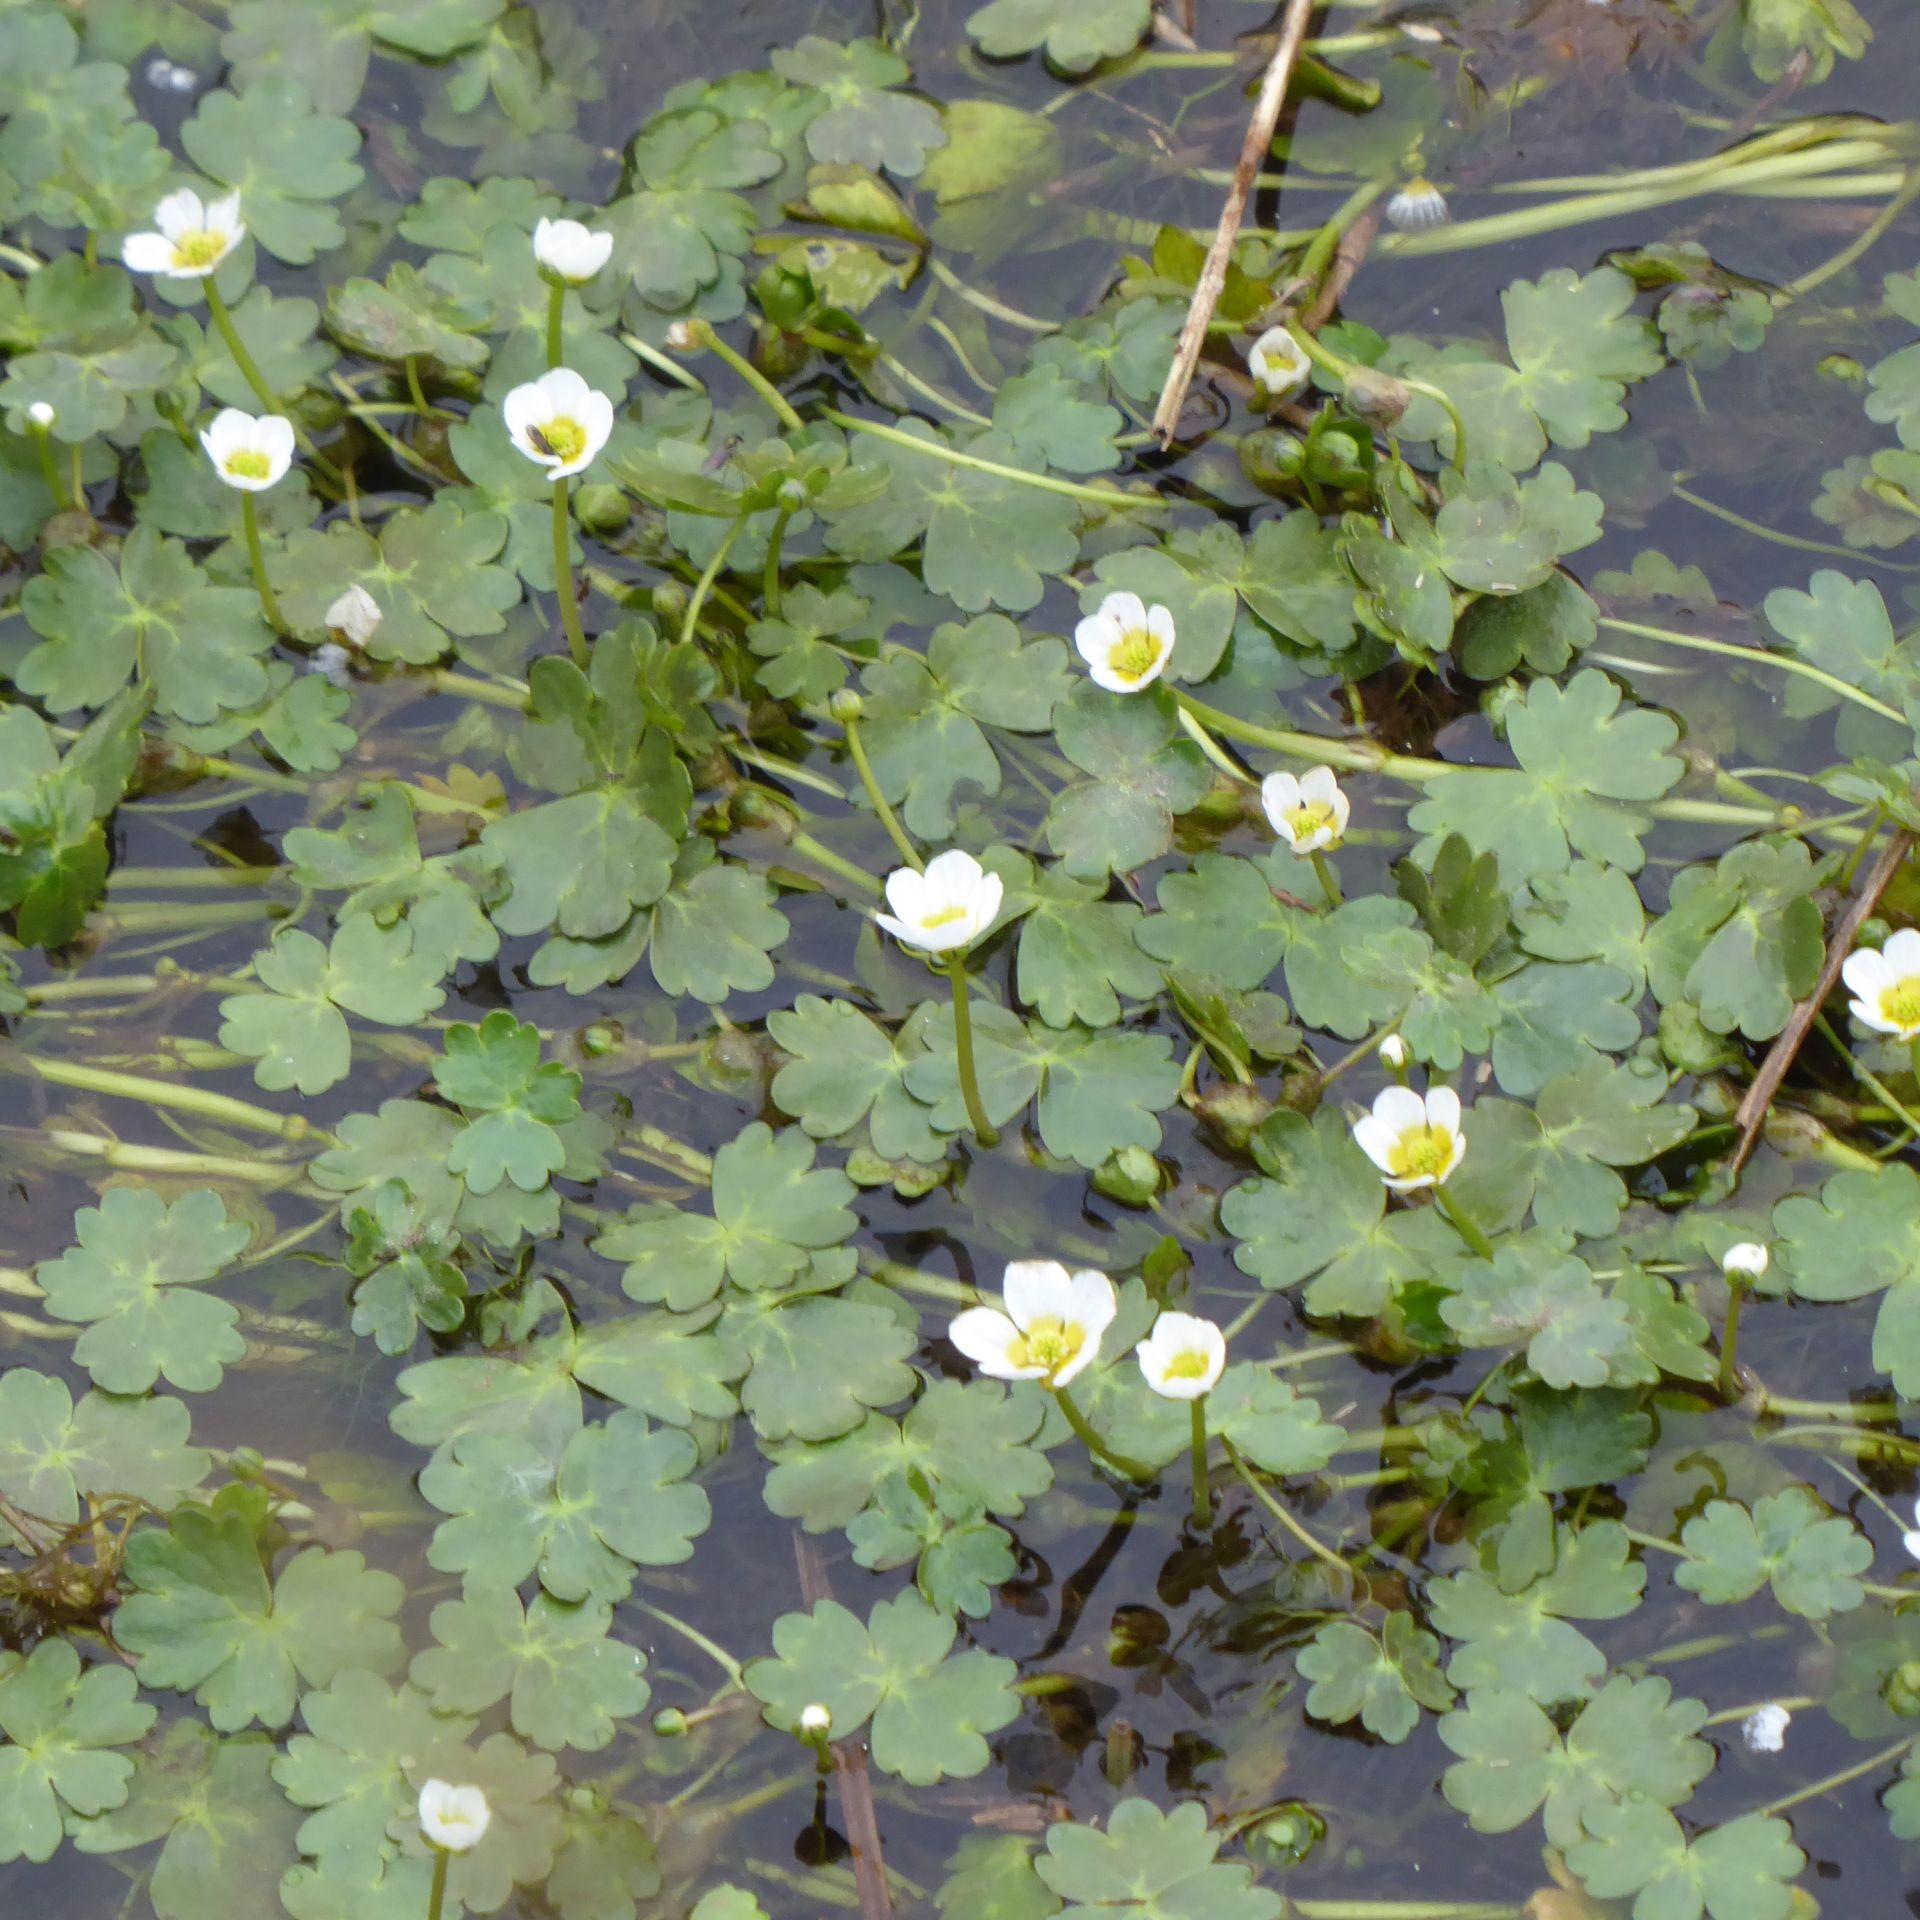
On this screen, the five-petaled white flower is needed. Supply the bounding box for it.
[1842,928,1920,1040]
[418,1780,490,1853]
[124,188,245,279]
[1386,177,1450,232]
[1075,591,1176,695]
[1353,1085,1466,1192]
[874,849,1002,955]
[1742,1704,1791,1754]
[1248,326,1311,405]
[1262,766,1349,853]
[325,583,383,649]
[1721,1242,1770,1283]
[504,367,615,481]
[949,1261,1116,1389]
[534,217,614,284]
[199,408,294,492]
[1136,1311,1226,1401]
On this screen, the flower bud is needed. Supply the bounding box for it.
[651,1707,689,1737]
[324,583,382,649]
[572,482,629,534]
[1092,1146,1161,1208]
[665,320,704,355]
[798,1703,832,1736]
[828,688,865,723]
[1721,1242,1769,1283]
[1378,1034,1409,1069]
[27,401,54,429]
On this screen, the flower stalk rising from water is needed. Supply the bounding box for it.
[1262,764,1349,906]
[534,217,613,365]
[1138,1311,1226,1525]
[201,407,294,635]
[418,1779,489,1920]
[1717,1240,1769,1401]
[952,1262,1150,1479]
[875,849,1004,1146]
[505,367,615,667]
[1248,325,1312,405]
[1353,1084,1491,1256]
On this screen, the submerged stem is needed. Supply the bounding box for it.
[551,477,589,668]
[1718,1276,1747,1402]
[946,955,1000,1149]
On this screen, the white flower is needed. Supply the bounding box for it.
[1352,1085,1466,1192]
[1378,1034,1409,1069]
[324,583,383,649]
[949,1261,1116,1389]
[123,188,244,279]
[873,849,1002,955]
[1248,326,1311,404]
[534,217,614,284]
[503,367,616,482]
[418,1780,490,1853]
[1721,1242,1770,1283]
[798,1703,832,1735]
[1742,1704,1791,1754]
[1386,177,1450,231]
[1906,1499,1920,1563]
[1136,1312,1226,1401]
[1262,766,1350,853]
[1074,591,1176,695]
[198,408,294,492]
[1842,928,1920,1040]
[27,401,54,429]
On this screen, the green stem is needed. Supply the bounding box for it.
[947,954,1000,1149]
[8,1052,321,1142]
[1784,166,1920,300]
[1718,1277,1746,1402]
[1596,614,1903,721]
[1190,1396,1211,1527]
[1220,1437,1358,1581]
[635,1601,746,1687]
[1053,1384,1154,1480]
[1754,1733,1917,1821]
[1812,1012,1920,1147]
[679,514,747,646]
[618,331,708,393]
[1667,481,1920,573]
[841,712,922,872]
[1287,319,1470,470]
[551,477,589,668]
[1294,177,1389,297]
[692,320,805,433]
[786,829,884,898]
[823,409,1144,509]
[426,1845,449,1920]
[31,423,64,509]
[763,505,793,619]
[1435,1185,1496,1260]
[239,492,288,636]
[1309,849,1343,909]
[404,356,431,416]
[206,279,339,482]
[545,279,565,369]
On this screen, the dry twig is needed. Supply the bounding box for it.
[1730,825,1914,1176]
[1150,0,1316,445]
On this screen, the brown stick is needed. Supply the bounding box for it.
[1302,204,1382,332]
[1150,0,1316,446]
[793,1535,894,1920]
[1729,826,1913,1175]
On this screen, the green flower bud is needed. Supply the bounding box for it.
[651,582,689,625]
[1194,1082,1275,1152]
[829,688,865,722]
[1817,353,1866,384]
[651,1707,689,1737]
[1245,1803,1326,1867]
[1239,427,1307,494]
[1092,1146,1162,1207]
[572,483,629,534]
[578,1021,620,1059]
[1340,367,1410,429]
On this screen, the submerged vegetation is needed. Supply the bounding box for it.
[10,0,1920,1914]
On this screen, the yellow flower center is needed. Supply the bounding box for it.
[1881,980,1920,1033]
[1388,1125,1455,1180]
[534,414,587,463]
[1007,1315,1084,1380]
[171,229,228,270]
[1108,627,1161,683]
[1163,1348,1212,1381]
[919,903,969,930]
[1285,800,1335,841]
[223,450,271,481]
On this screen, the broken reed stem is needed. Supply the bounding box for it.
[1151,0,1316,445]
[1729,823,1914,1175]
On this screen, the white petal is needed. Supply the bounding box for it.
[871,912,918,946]
[1086,658,1135,694]
[1099,590,1146,632]
[1327,786,1353,834]
[121,232,176,274]
[1842,948,1893,997]
[921,848,986,904]
[1299,765,1339,805]
[1852,997,1903,1036]
[882,865,928,924]
[1002,1260,1073,1330]
[948,1307,1035,1377]
[152,188,205,239]
[1382,1167,1438,1193]
[1437,1131,1467,1182]
[1074,611,1120,668]
[969,872,1004,941]
[1062,1269,1117,1342]
[537,366,595,413]
[1146,603,1176,646]
[205,191,243,236]
[1424,1086,1462,1135]
[1883,927,1920,974]
[255,413,296,469]
[1371,1085,1430,1135]
[1350,1115,1400,1174]
[1904,1527,1920,1564]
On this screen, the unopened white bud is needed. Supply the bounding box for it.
[324,583,383,650]
[1378,1035,1409,1069]
[1721,1242,1769,1283]
[27,401,55,429]
[798,1703,832,1735]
